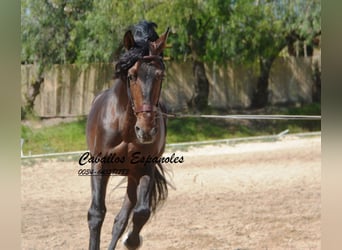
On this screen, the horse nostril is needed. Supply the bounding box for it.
[135,126,141,133]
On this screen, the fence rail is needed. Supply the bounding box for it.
[21,131,321,160]
[163,114,321,120]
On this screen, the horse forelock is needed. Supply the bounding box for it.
[114,45,147,78]
[115,20,160,78]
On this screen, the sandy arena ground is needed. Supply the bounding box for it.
[21,135,321,250]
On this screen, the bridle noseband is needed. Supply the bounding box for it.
[126,55,164,116]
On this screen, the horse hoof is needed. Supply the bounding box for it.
[122,233,143,250]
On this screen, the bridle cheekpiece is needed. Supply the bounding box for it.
[126,55,164,115]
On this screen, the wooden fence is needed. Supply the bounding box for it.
[21,56,318,117]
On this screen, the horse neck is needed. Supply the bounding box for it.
[112,74,130,107]
[114,76,136,140]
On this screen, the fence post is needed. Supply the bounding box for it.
[21,138,24,157]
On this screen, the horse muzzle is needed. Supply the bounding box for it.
[134,111,158,144]
[135,125,158,144]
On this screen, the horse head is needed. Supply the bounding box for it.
[124,27,170,144]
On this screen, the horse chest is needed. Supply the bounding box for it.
[112,141,161,159]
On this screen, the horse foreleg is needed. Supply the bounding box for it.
[124,175,152,250]
[88,172,110,250]
[108,178,137,250]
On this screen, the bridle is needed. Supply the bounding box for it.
[126,55,165,116]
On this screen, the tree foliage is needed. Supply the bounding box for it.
[223,0,321,107]
[21,0,93,66]
[21,0,321,65]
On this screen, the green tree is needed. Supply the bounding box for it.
[75,0,155,63]
[145,0,320,109]
[21,0,151,116]
[21,0,93,114]
[145,0,233,111]
[222,0,321,108]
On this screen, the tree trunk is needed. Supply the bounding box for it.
[251,57,274,109]
[189,60,209,112]
[23,66,44,118]
[312,62,321,103]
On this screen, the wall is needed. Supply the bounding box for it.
[21,57,316,117]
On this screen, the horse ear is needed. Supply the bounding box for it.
[123,30,135,50]
[149,27,170,56]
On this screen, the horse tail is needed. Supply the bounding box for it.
[150,162,169,214]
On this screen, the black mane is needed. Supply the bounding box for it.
[115,21,159,77]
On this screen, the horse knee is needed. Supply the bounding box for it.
[88,206,106,230]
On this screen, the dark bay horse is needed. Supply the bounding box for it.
[86,21,170,250]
